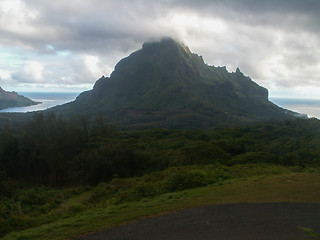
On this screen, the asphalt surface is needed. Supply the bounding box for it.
[76,203,320,240]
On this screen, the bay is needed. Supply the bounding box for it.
[1,93,320,120]
[0,92,80,113]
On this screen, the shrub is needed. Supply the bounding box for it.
[131,183,159,200]
[180,142,231,165]
[165,168,209,191]
[230,152,278,165]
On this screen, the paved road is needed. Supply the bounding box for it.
[76,203,320,240]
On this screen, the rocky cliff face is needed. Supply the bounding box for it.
[50,38,297,129]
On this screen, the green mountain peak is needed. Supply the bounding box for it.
[50,38,299,129]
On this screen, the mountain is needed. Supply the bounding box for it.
[0,88,39,110]
[50,38,299,129]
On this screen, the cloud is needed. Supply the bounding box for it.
[0,69,11,81]
[0,0,320,96]
[11,60,44,83]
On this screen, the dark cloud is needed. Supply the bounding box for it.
[6,0,319,53]
[0,0,320,96]
[172,0,320,17]
[14,0,172,53]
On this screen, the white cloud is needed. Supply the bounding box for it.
[84,55,101,76]
[0,69,10,80]
[0,0,40,47]
[0,0,320,97]
[11,60,44,83]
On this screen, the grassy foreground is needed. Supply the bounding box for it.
[2,164,320,240]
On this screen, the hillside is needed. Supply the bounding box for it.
[0,87,39,110]
[2,114,320,239]
[50,38,299,128]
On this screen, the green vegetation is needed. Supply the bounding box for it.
[1,114,320,186]
[0,87,38,110]
[0,39,318,239]
[2,166,320,240]
[299,227,320,238]
[1,113,320,239]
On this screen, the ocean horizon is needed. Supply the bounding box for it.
[0,92,320,120]
[270,98,320,119]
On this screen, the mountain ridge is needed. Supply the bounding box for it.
[0,87,39,110]
[49,38,299,129]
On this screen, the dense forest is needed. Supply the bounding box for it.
[1,113,320,238]
[1,113,320,189]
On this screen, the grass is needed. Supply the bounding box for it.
[2,165,320,240]
[298,227,320,238]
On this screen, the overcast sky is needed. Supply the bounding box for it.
[0,0,320,98]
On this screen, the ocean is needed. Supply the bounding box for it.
[270,98,320,119]
[0,93,319,120]
[0,92,80,113]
